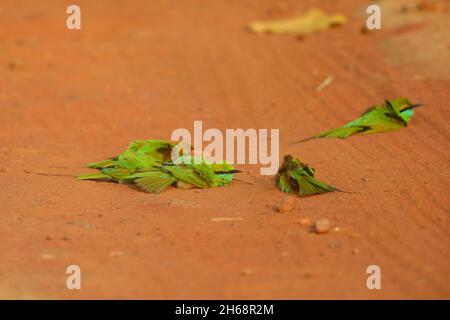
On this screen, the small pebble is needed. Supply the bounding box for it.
[299,217,311,227]
[277,195,296,213]
[352,248,360,255]
[315,218,331,234]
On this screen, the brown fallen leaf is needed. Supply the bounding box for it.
[249,8,346,35]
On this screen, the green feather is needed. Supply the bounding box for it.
[134,172,176,193]
[77,172,109,180]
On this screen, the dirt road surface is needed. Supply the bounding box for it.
[0,0,449,299]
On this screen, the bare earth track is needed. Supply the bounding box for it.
[0,0,449,299]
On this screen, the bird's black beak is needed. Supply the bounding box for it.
[410,103,423,109]
[215,169,241,174]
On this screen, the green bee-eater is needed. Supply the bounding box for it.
[78,139,240,193]
[127,156,240,193]
[293,98,422,143]
[78,139,175,181]
[277,155,337,197]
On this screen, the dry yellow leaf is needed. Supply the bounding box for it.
[249,8,347,35]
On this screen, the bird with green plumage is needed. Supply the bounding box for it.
[292,98,422,143]
[127,156,240,193]
[77,139,240,193]
[276,155,337,197]
[77,139,176,181]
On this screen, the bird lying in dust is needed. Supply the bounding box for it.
[276,155,337,197]
[126,156,240,193]
[78,140,175,181]
[78,140,240,193]
[292,98,422,144]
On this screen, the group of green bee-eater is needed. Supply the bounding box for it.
[78,98,421,197]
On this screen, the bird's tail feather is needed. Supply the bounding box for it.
[86,159,116,169]
[77,172,109,180]
[291,126,363,145]
[290,135,317,145]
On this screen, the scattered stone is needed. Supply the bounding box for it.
[0,167,10,173]
[299,217,311,227]
[277,195,296,213]
[62,236,70,241]
[45,236,52,241]
[352,248,360,255]
[350,233,360,239]
[314,218,331,234]
[332,227,340,232]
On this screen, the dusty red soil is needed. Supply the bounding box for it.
[0,0,449,299]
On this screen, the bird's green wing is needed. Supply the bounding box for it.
[291,170,336,196]
[136,140,174,161]
[134,171,176,193]
[86,158,117,169]
[277,172,293,193]
[100,167,134,181]
[163,165,210,188]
